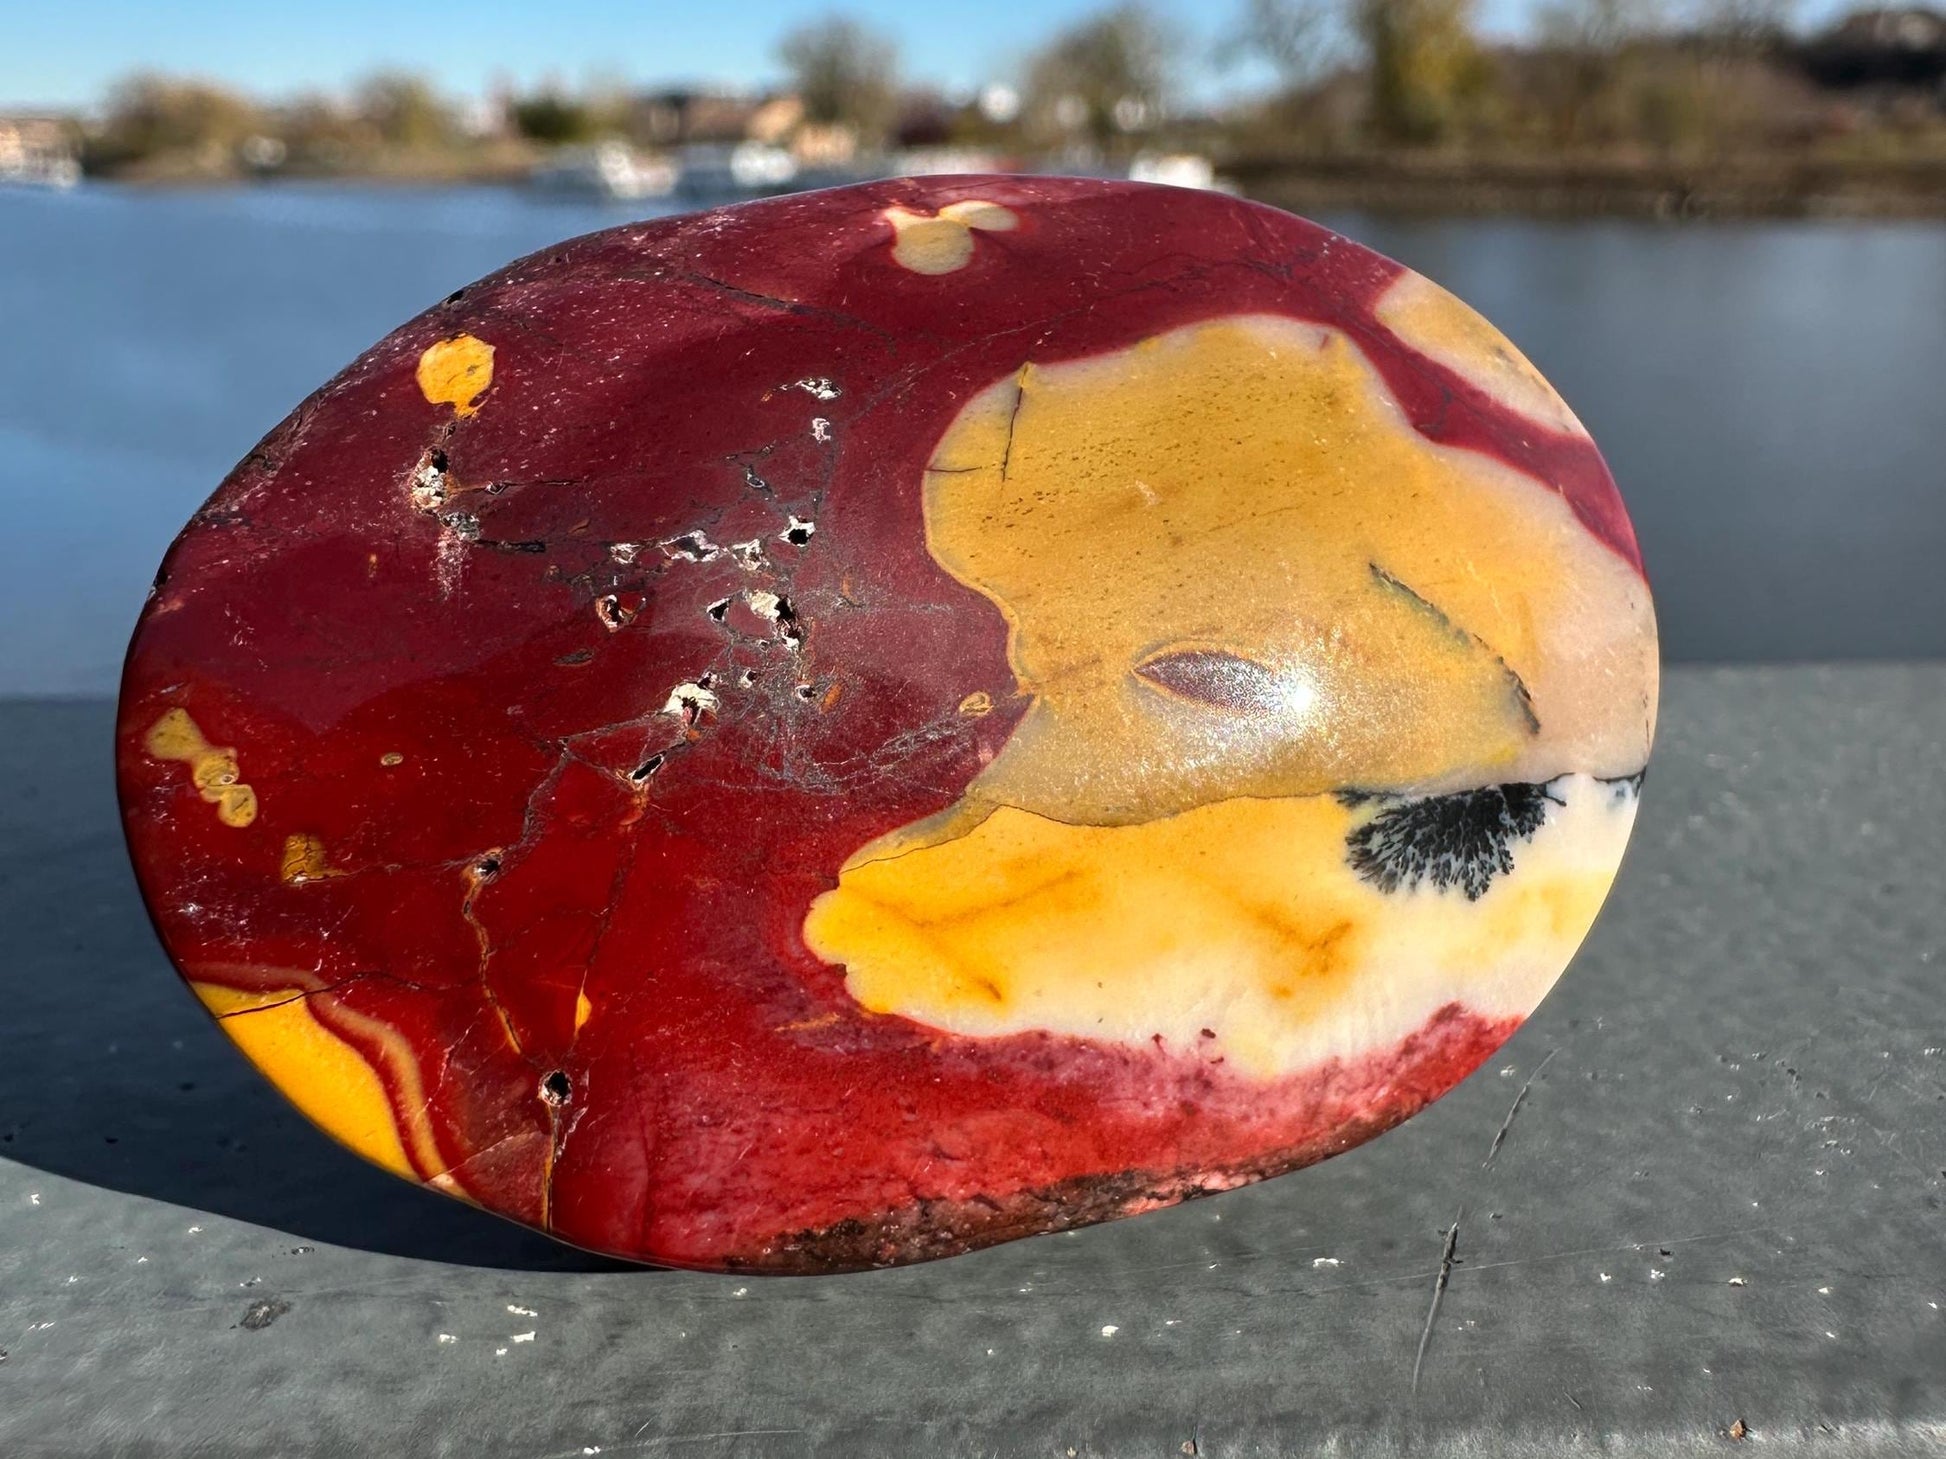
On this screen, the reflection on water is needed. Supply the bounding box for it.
[2,183,1942,693]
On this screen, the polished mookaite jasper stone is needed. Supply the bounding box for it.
[118,177,1657,1272]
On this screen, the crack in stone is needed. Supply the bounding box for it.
[1368,561,1539,735]
[998,363,1031,482]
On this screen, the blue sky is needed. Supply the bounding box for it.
[5,0,1851,110]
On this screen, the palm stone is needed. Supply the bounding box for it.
[117,177,1658,1272]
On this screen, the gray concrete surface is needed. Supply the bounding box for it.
[3,664,1943,1457]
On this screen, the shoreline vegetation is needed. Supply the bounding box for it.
[61,150,1946,222]
[6,1,1946,220]
[1232,146,1946,216]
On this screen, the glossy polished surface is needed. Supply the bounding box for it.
[117,177,1657,1271]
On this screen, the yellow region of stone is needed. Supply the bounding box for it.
[279,833,348,884]
[917,314,1654,832]
[805,775,1632,1079]
[416,334,495,416]
[1375,272,1587,438]
[574,989,593,1032]
[144,708,258,827]
[805,312,1655,1077]
[192,981,421,1179]
[885,200,1017,275]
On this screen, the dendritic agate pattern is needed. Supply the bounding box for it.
[117,177,1657,1272]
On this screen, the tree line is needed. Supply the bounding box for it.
[73,0,1946,180]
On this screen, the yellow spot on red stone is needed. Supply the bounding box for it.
[144,708,258,827]
[958,691,994,716]
[279,833,345,884]
[380,751,404,767]
[884,200,1017,275]
[574,990,593,1032]
[416,334,495,417]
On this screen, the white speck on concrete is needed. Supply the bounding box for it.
[508,1304,537,1316]
[1312,1257,1341,1268]
[437,1334,457,1344]
[1101,1325,1119,1337]
[512,1331,535,1343]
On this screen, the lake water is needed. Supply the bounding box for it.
[3,183,1943,695]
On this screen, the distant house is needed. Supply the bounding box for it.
[0,115,80,186]
[1802,7,1946,89]
[630,89,803,147]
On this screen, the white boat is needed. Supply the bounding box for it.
[674,142,798,201]
[529,141,677,201]
[1126,153,1237,193]
[0,119,80,190]
[0,154,80,189]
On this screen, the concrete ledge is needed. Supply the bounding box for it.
[3,665,1944,1456]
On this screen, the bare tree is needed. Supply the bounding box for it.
[1689,0,1798,53]
[1221,0,1341,90]
[96,74,262,163]
[1024,4,1180,152]
[1532,0,1662,141]
[354,72,456,149]
[1348,0,1485,144]
[778,14,902,146]
[1536,0,1661,53]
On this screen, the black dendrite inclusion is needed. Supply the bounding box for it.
[1345,782,1561,901]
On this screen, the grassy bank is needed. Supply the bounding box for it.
[1228,148,1946,219]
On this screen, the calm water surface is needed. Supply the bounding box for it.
[3,183,1943,694]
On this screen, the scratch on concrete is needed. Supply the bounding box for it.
[1483,1047,1557,1168]
[1412,1206,1463,1397]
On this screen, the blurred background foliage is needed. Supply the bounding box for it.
[11,0,1946,213]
